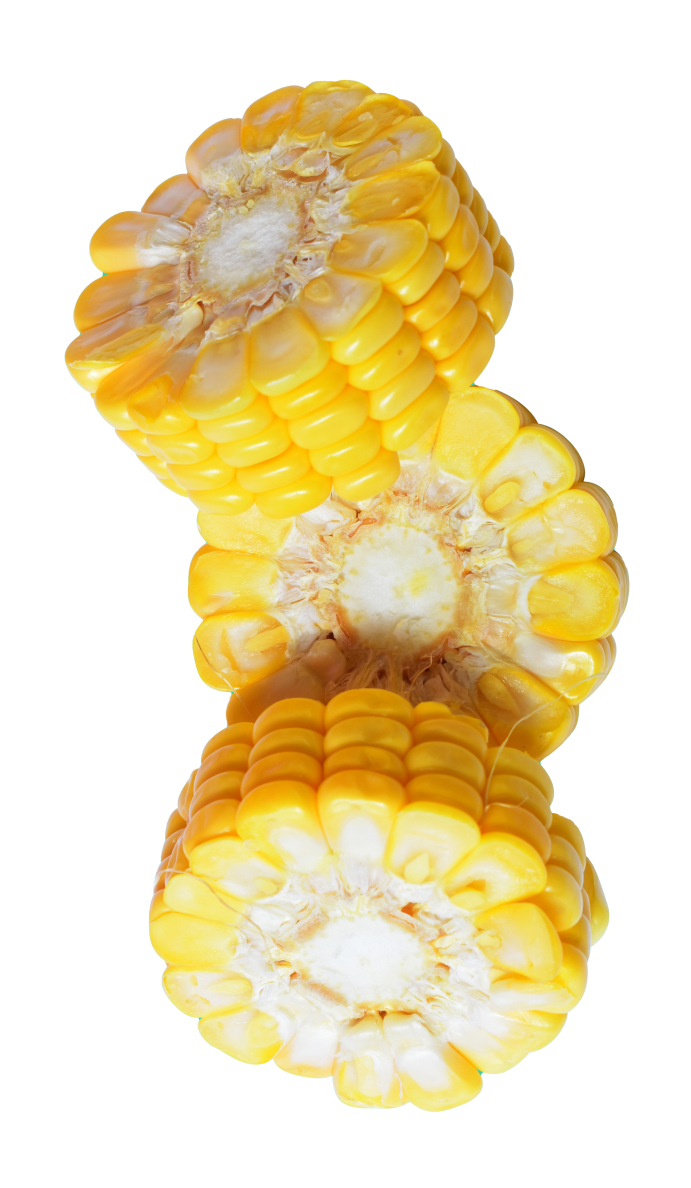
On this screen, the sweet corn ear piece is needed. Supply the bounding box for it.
[67,79,514,510]
[152,692,608,1111]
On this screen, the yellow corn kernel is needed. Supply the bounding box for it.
[405,774,483,820]
[236,781,329,871]
[73,265,178,331]
[188,548,280,616]
[480,804,552,863]
[185,118,241,186]
[199,1006,283,1064]
[404,269,460,333]
[253,698,325,740]
[250,306,331,397]
[333,446,400,501]
[344,116,442,181]
[528,560,622,641]
[291,80,372,141]
[369,350,435,421]
[310,417,381,477]
[480,424,583,521]
[456,236,494,299]
[333,93,414,147]
[163,968,254,1017]
[333,1014,406,1109]
[189,773,244,816]
[149,911,239,968]
[386,242,446,305]
[348,322,421,391]
[162,873,241,925]
[345,161,440,222]
[189,835,286,900]
[470,189,489,235]
[250,727,324,764]
[445,832,547,912]
[380,379,449,450]
[549,813,586,865]
[475,903,563,982]
[268,359,347,420]
[193,610,288,690]
[325,715,412,757]
[476,267,513,332]
[329,219,428,284]
[433,386,523,480]
[142,173,206,219]
[318,771,405,861]
[507,483,617,573]
[288,386,368,449]
[435,313,495,392]
[417,175,461,241]
[202,722,256,757]
[179,333,257,421]
[485,747,554,803]
[486,774,552,829]
[325,689,415,730]
[420,297,477,361]
[182,800,240,856]
[116,427,153,455]
[196,393,273,444]
[331,291,404,366]
[241,751,323,796]
[549,836,584,885]
[385,802,480,883]
[194,744,251,788]
[434,139,456,177]
[90,211,188,273]
[412,702,453,723]
[216,416,291,468]
[477,665,578,760]
[274,1013,340,1079]
[412,719,486,761]
[453,161,474,203]
[187,479,254,517]
[254,468,332,517]
[442,205,480,271]
[382,1014,482,1111]
[559,915,592,958]
[405,740,485,791]
[236,442,310,493]
[241,85,303,152]
[167,453,235,491]
[529,864,583,932]
[489,944,587,1015]
[197,504,293,553]
[583,858,609,943]
[299,271,383,341]
[494,235,515,275]
[146,426,215,467]
[323,746,407,782]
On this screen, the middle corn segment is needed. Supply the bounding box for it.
[152,689,607,1112]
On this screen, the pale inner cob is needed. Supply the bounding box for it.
[151,689,608,1112]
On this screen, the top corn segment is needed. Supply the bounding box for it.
[66,80,514,511]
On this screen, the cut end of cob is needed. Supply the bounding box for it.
[189,386,627,759]
[152,690,607,1111]
[66,80,514,510]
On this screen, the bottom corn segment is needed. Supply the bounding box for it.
[151,688,607,1111]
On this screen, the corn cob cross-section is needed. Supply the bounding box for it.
[66,80,514,513]
[152,689,608,1111]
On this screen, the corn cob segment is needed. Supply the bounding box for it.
[66,80,514,512]
[189,385,626,758]
[151,690,607,1110]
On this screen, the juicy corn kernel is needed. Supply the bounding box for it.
[67,80,513,509]
[151,691,608,1111]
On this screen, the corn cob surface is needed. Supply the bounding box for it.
[152,689,608,1112]
[66,80,514,513]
